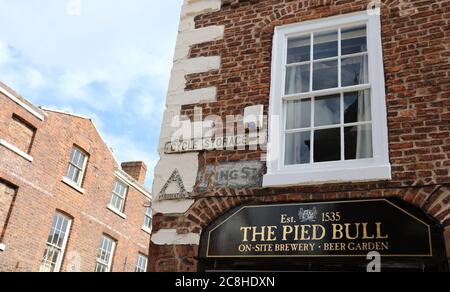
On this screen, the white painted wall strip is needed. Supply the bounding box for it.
[151,229,200,245]
[0,139,34,162]
[0,85,45,121]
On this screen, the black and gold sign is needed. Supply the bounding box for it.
[202,199,435,258]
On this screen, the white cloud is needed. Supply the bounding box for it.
[0,40,49,92]
[25,67,47,89]
[131,91,165,118]
[55,47,171,110]
[102,131,158,183]
[0,40,12,64]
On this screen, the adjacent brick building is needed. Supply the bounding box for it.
[150,0,450,272]
[0,82,153,272]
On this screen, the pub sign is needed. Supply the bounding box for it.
[201,199,438,258]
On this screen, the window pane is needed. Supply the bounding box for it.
[342,26,367,55]
[113,181,119,193]
[286,99,311,130]
[136,254,148,272]
[144,207,153,228]
[314,128,341,162]
[313,60,338,90]
[96,235,115,272]
[314,30,338,59]
[285,131,311,165]
[345,125,373,160]
[113,181,127,198]
[75,151,85,168]
[95,263,108,273]
[72,168,81,185]
[314,94,341,127]
[70,148,77,164]
[344,90,372,123]
[110,196,118,210]
[71,149,79,165]
[69,148,86,169]
[144,216,152,229]
[66,165,75,181]
[287,35,311,63]
[117,197,124,212]
[285,64,310,94]
[40,213,71,272]
[40,246,60,272]
[341,55,369,87]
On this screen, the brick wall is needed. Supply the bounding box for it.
[151,0,450,272]
[7,115,36,154]
[121,162,148,185]
[0,90,152,272]
[0,180,16,242]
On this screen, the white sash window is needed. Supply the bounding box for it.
[264,9,391,187]
[39,213,72,272]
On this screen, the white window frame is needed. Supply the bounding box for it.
[264,9,391,187]
[64,146,88,187]
[142,207,153,234]
[95,235,116,272]
[108,179,128,215]
[135,253,148,272]
[39,213,72,272]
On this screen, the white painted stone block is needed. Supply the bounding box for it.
[152,153,199,195]
[151,229,200,245]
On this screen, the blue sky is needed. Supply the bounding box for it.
[0,0,183,187]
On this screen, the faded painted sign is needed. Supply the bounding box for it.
[196,161,264,192]
[164,134,261,154]
[158,169,190,201]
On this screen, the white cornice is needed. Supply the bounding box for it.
[115,170,152,201]
[0,84,45,121]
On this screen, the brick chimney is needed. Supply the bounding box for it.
[121,161,147,184]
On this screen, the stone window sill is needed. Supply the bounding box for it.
[0,139,33,162]
[107,205,127,219]
[62,177,85,194]
[141,226,152,235]
[263,163,392,188]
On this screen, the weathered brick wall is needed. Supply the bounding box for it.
[152,0,450,272]
[0,94,151,272]
[7,116,35,154]
[0,180,16,241]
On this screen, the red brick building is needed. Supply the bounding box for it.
[150,0,449,272]
[0,82,153,272]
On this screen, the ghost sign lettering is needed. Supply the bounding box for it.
[196,161,264,192]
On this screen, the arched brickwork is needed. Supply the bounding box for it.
[151,185,450,233]
[183,186,450,231]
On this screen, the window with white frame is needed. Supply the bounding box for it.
[95,235,116,272]
[143,207,153,231]
[65,146,88,187]
[39,212,72,272]
[135,254,148,272]
[265,10,391,187]
[109,180,128,213]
